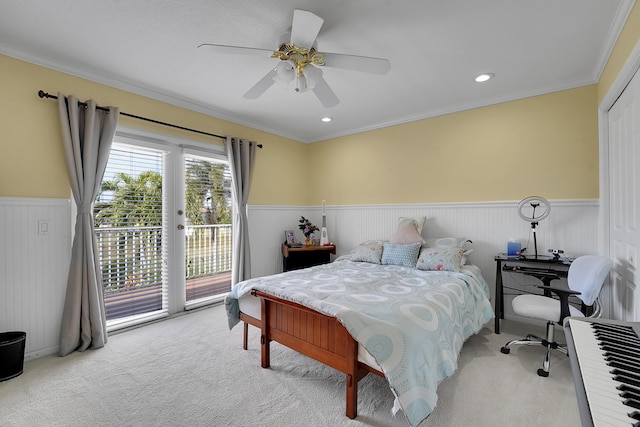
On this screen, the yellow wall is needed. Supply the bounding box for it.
[309,85,599,204]
[598,1,640,103]
[7,0,640,211]
[307,2,640,206]
[0,54,306,205]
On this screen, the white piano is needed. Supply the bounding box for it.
[565,317,640,427]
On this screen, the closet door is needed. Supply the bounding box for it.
[608,68,640,321]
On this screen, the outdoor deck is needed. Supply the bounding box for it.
[104,271,232,320]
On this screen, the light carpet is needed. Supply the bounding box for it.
[0,304,580,426]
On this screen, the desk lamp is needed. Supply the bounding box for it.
[517,196,550,259]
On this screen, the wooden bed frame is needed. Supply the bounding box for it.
[239,289,385,419]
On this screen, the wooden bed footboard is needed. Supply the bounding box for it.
[244,289,384,419]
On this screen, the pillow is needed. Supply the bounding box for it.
[398,216,426,235]
[389,219,425,245]
[416,247,465,272]
[349,240,384,264]
[381,242,422,267]
[424,237,470,249]
[424,237,473,264]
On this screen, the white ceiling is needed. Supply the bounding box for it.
[0,0,634,143]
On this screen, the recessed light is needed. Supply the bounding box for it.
[321,117,332,123]
[475,73,494,83]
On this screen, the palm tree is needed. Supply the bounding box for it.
[95,162,232,290]
[95,171,163,227]
[94,171,163,291]
[184,160,231,226]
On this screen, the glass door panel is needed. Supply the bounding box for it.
[95,144,166,323]
[183,155,232,304]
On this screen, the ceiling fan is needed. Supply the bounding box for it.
[198,9,391,108]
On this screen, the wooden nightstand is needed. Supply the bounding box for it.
[282,244,336,272]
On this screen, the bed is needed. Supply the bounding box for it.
[225,239,494,426]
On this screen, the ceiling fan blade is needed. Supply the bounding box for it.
[312,78,339,108]
[243,69,277,99]
[321,52,391,75]
[290,10,324,48]
[198,43,273,57]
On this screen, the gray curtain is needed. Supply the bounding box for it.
[225,137,257,285]
[57,93,119,357]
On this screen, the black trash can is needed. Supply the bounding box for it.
[0,331,26,381]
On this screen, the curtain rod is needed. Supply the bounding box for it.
[38,90,262,148]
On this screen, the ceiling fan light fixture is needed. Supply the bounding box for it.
[321,117,332,123]
[274,61,295,83]
[295,74,307,92]
[274,61,321,94]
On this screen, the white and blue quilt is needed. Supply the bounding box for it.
[225,260,494,426]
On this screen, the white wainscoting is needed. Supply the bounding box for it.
[248,200,601,319]
[0,198,600,360]
[0,197,71,360]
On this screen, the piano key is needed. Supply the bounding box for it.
[607,357,640,376]
[600,344,638,360]
[611,369,640,389]
[566,318,640,426]
[595,328,639,341]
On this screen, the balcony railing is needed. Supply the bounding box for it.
[185,224,232,279]
[185,224,232,301]
[96,224,233,320]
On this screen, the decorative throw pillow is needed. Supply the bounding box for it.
[424,237,473,264]
[424,237,469,249]
[416,247,465,272]
[398,216,426,234]
[389,219,425,245]
[381,242,422,267]
[350,240,384,264]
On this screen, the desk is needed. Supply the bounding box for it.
[494,254,571,334]
[282,244,336,272]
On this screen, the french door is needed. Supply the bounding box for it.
[181,153,233,309]
[95,131,232,330]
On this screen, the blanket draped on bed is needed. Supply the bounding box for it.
[225,260,494,426]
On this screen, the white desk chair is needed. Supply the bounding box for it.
[500,255,613,377]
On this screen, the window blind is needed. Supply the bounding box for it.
[95,146,166,322]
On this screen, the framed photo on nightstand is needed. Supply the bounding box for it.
[284,230,296,246]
